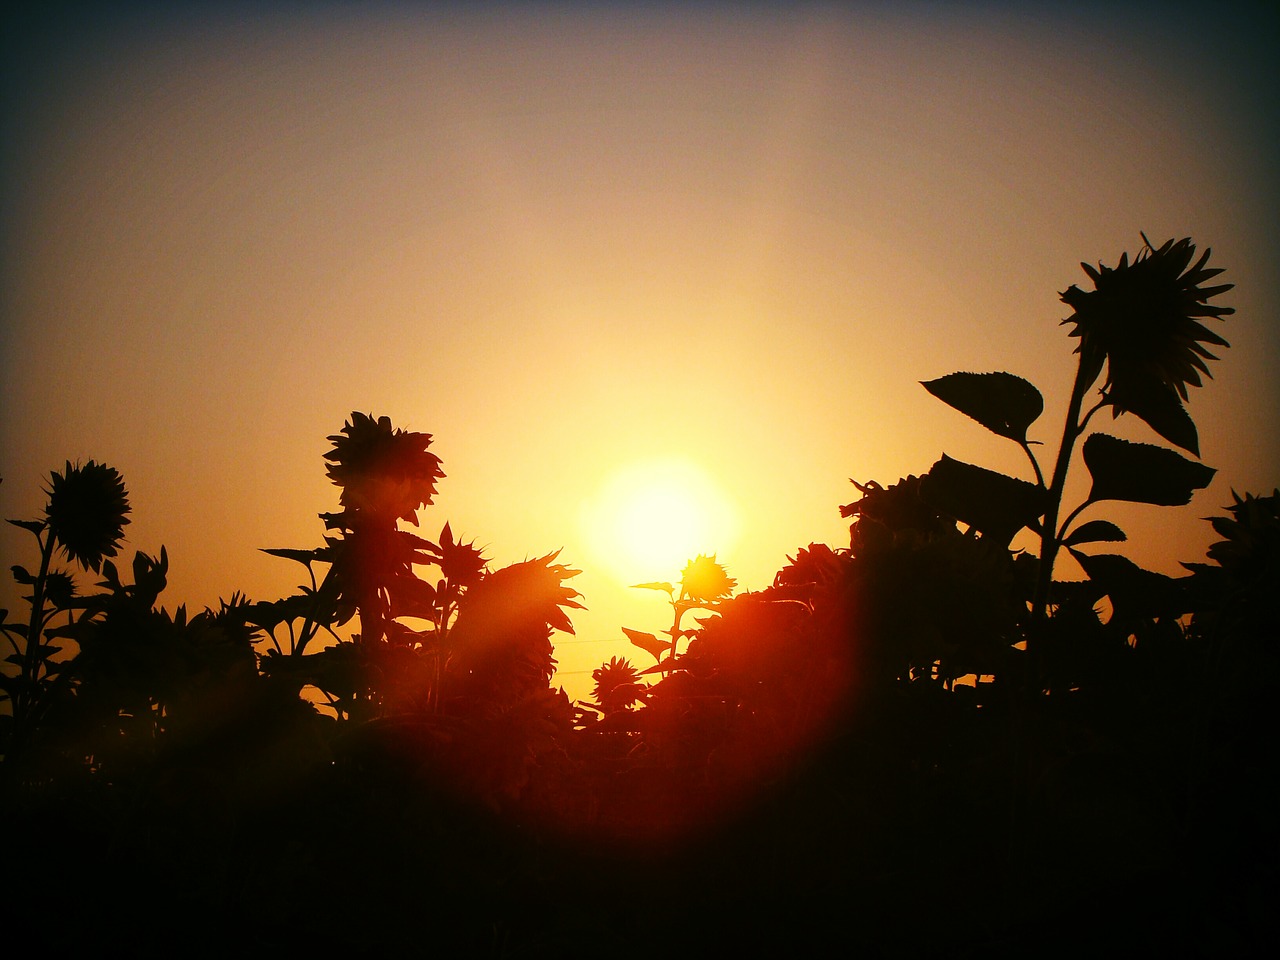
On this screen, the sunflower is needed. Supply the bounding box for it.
[1059,235,1233,454]
[323,412,444,523]
[680,554,736,602]
[44,460,131,572]
[591,655,644,714]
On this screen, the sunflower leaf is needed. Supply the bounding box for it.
[1082,434,1215,506]
[261,547,323,567]
[622,626,669,663]
[630,581,675,595]
[1075,552,1186,621]
[920,456,1046,546]
[1109,380,1201,455]
[1062,519,1127,547]
[921,372,1044,444]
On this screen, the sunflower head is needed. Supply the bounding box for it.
[44,460,131,572]
[44,569,78,609]
[680,554,736,602]
[1059,235,1233,454]
[591,655,644,714]
[324,412,445,524]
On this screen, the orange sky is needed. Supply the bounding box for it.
[3,3,1277,700]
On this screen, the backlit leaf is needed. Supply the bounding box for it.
[630,581,675,595]
[1062,519,1127,547]
[920,455,1046,546]
[1076,552,1186,621]
[261,547,323,567]
[922,372,1044,444]
[622,626,669,662]
[1107,371,1201,455]
[1082,434,1215,506]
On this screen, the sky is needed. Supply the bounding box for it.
[3,1,1277,701]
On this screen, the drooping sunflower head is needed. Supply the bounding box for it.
[44,460,131,572]
[324,412,444,523]
[680,554,736,602]
[1059,235,1233,454]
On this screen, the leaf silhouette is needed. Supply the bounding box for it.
[922,372,1044,444]
[1082,434,1215,506]
[1062,519,1127,547]
[261,547,323,567]
[920,455,1046,546]
[1075,552,1186,621]
[630,581,675,595]
[622,626,668,663]
[1108,378,1202,455]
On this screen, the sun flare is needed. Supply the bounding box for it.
[579,459,740,585]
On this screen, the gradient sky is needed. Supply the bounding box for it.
[3,2,1277,700]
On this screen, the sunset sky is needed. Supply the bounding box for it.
[3,2,1276,700]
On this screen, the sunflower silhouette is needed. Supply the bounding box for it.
[1059,235,1233,453]
[680,554,736,602]
[591,656,644,714]
[44,460,130,572]
[323,412,444,523]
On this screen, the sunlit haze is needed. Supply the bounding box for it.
[2,2,1276,701]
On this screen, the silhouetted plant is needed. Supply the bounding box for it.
[623,553,737,678]
[917,236,1231,679]
[1,461,130,765]
[250,412,585,815]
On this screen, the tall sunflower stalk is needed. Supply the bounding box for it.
[919,236,1232,672]
[2,462,130,761]
[1031,236,1233,628]
[623,554,737,677]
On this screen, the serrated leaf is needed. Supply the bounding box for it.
[1109,379,1200,455]
[622,627,669,663]
[1062,519,1127,547]
[10,565,34,585]
[922,372,1044,443]
[920,455,1046,546]
[7,519,44,535]
[1082,434,1215,506]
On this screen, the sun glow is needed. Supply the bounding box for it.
[579,458,740,585]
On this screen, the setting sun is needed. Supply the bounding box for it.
[579,458,740,584]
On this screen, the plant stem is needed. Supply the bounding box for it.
[16,530,56,736]
[1019,441,1046,489]
[1030,354,1099,638]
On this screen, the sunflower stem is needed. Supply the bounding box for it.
[1018,440,1046,489]
[1056,499,1096,544]
[1030,353,1099,649]
[16,528,57,738]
